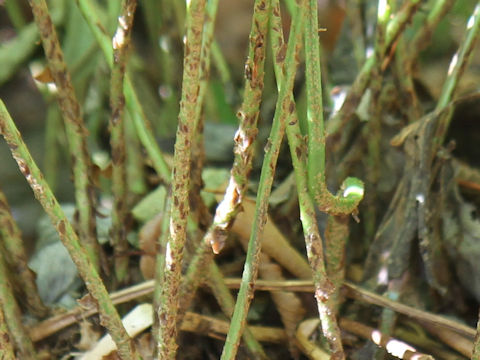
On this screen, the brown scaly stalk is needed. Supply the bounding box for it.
[324,214,349,311]
[220,1,303,357]
[139,2,266,356]
[0,100,140,360]
[188,0,217,230]
[0,188,47,317]
[0,300,16,360]
[205,0,272,254]
[178,0,271,320]
[156,0,206,358]
[173,1,268,354]
[0,246,38,358]
[27,0,99,270]
[269,2,345,357]
[110,0,138,282]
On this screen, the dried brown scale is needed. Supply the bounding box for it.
[331,351,343,360]
[245,64,253,80]
[58,220,65,235]
[276,45,287,62]
[23,164,31,177]
[111,150,125,165]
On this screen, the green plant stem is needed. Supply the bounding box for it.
[124,114,147,195]
[189,0,218,226]
[152,196,169,341]
[393,38,422,122]
[194,0,218,129]
[0,247,38,359]
[410,0,455,57]
[326,0,421,138]
[28,0,99,270]
[175,0,272,338]
[207,264,268,360]
[394,0,448,122]
[363,0,390,247]
[436,4,480,112]
[375,0,390,56]
[5,0,27,29]
[172,1,186,36]
[220,1,302,358]
[0,300,16,360]
[0,23,37,85]
[427,3,480,158]
[75,0,171,183]
[303,0,364,216]
[205,0,272,254]
[161,218,268,358]
[305,0,326,193]
[0,100,139,360]
[109,0,138,282]
[0,5,65,86]
[141,2,267,356]
[156,3,180,131]
[363,78,382,241]
[156,0,206,358]
[287,134,346,359]
[177,245,268,358]
[43,104,61,192]
[177,0,272,326]
[325,215,349,309]
[376,283,401,359]
[269,1,345,357]
[0,188,47,317]
[106,2,122,33]
[345,0,366,67]
[211,40,234,87]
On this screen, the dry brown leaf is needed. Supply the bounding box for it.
[80,304,153,360]
[33,66,54,83]
[136,333,155,360]
[421,320,472,358]
[230,198,311,279]
[259,259,305,358]
[295,319,329,360]
[181,311,287,343]
[138,213,163,279]
[76,321,101,351]
[339,318,435,360]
